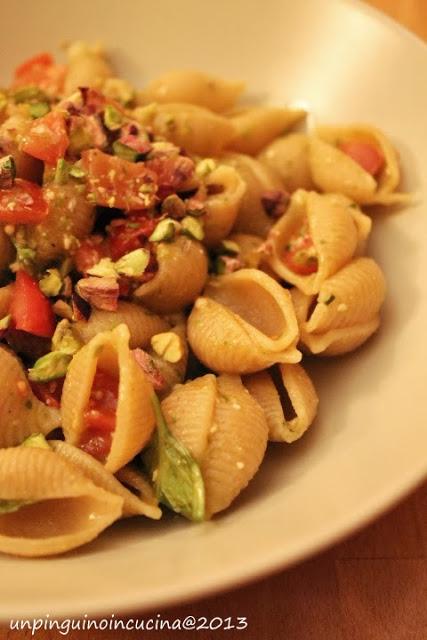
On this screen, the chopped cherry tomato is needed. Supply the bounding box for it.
[31,378,64,408]
[146,155,195,199]
[81,149,158,211]
[108,215,157,260]
[13,52,66,95]
[11,270,55,338]
[80,370,119,461]
[23,111,69,166]
[0,178,48,224]
[74,236,109,274]
[283,226,318,276]
[339,141,385,176]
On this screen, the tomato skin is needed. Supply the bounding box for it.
[283,234,318,276]
[0,178,48,224]
[23,111,69,166]
[81,149,158,211]
[11,270,55,338]
[79,431,112,461]
[13,52,66,95]
[74,236,109,274]
[80,370,119,461]
[108,216,157,260]
[339,141,385,176]
[31,378,64,408]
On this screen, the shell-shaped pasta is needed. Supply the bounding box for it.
[187,268,301,374]
[0,346,60,448]
[243,363,318,443]
[228,233,263,268]
[50,441,161,519]
[315,125,409,205]
[27,183,95,263]
[265,190,359,295]
[291,257,386,356]
[138,70,244,112]
[115,465,161,514]
[73,301,169,348]
[227,106,306,155]
[61,324,155,472]
[64,42,114,95]
[258,133,315,192]
[141,103,234,156]
[221,152,283,236]
[162,373,268,517]
[0,447,123,557]
[0,283,13,317]
[133,236,208,313]
[202,165,246,247]
[0,229,14,271]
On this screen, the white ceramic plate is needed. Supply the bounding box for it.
[1,0,426,620]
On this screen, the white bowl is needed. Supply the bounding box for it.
[1,0,426,619]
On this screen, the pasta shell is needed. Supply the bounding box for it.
[50,441,161,519]
[291,257,386,356]
[115,465,161,514]
[61,324,155,472]
[0,284,13,317]
[0,447,123,557]
[0,346,60,448]
[73,301,169,348]
[265,190,359,295]
[243,363,318,443]
[228,233,264,268]
[315,124,410,206]
[227,106,306,155]
[64,42,114,94]
[222,152,283,236]
[187,268,301,374]
[138,70,244,112]
[141,103,234,156]
[162,374,268,517]
[133,236,208,313]
[202,165,246,247]
[258,133,315,192]
[0,229,14,272]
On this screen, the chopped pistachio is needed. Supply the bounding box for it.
[0,315,11,330]
[39,269,62,297]
[21,433,51,450]
[214,256,227,275]
[115,248,150,277]
[69,165,86,180]
[54,159,70,185]
[12,85,48,104]
[12,239,36,266]
[0,500,32,514]
[151,331,184,364]
[28,351,72,382]
[149,218,177,243]
[161,194,186,219]
[219,239,240,256]
[87,257,118,278]
[196,158,216,178]
[112,140,142,162]
[52,319,82,355]
[181,216,204,241]
[29,102,50,119]
[0,155,16,189]
[103,104,124,131]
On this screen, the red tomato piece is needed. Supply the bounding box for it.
[146,155,195,199]
[74,236,110,274]
[31,378,64,409]
[108,216,157,260]
[81,149,158,211]
[11,270,55,338]
[339,141,385,176]
[23,111,69,166]
[283,233,318,276]
[80,370,119,461]
[79,431,112,461]
[0,178,48,224]
[13,52,66,95]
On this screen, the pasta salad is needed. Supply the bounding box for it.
[0,43,409,557]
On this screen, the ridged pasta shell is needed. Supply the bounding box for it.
[291,257,386,356]
[0,346,60,448]
[74,301,169,348]
[64,42,114,94]
[187,268,301,374]
[0,284,13,317]
[0,447,123,557]
[226,107,306,155]
[243,363,318,443]
[145,103,234,156]
[228,233,263,268]
[162,374,268,517]
[265,190,359,295]
[115,465,161,514]
[258,133,315,192]
[0,229,14,272]
[133,236,208,313]
[50,441,161,520]
[61,324,155,472]
[137,70,244,112]
[315,125,410,206]
[221,152,283,236]
[202,165,246,247]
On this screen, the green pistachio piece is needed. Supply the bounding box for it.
[103,104,124,131]
[39,269,63,297]
[214,256,227,275]
[181,216,204,241]
[149,218,177,243]
[161,194,186,219]
[196,158,216,178]
[12,85,48,104]
[219,239,240,256]
[112,140,142,162]
[54,159,70,185]
[0,500,32,514]
[28,351,72,383]
[86,257,118,278]
[69,165,86,180]
[21,433,51,450]
[29,102,50,119]
[52,319,82,355]
[0,154,16,189]
[115,248,150,277]
[0,315,11,330]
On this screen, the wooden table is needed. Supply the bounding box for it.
[1,2,426,639]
